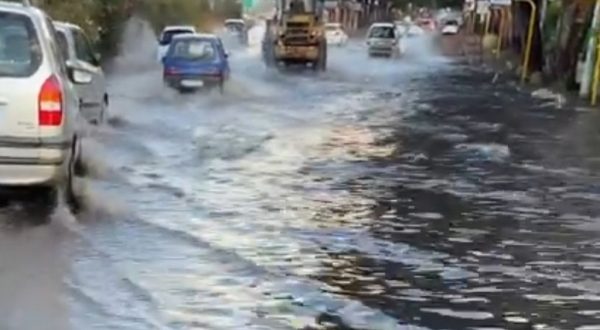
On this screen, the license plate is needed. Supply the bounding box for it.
[181,80,204,88]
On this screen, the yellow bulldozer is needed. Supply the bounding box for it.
[262,0,327,71]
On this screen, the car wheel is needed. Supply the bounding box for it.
[98,99,108,125]
[219,80,225,95]
[24,187,58,225]
[73,137,86,177]
[66,139,82,213]
[319,41,327,71]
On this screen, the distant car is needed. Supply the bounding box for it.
[0,0,90,215]
[325,23,348,46]
[441,20,460,35]
[416,18,436,32]
[224,18,248,45]
[162,34,230,93]
[406,24,425,37]
[54,21,108,125]
[366,23,402,58]
[156,25,196,62]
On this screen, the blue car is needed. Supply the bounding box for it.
[162,34,230,93]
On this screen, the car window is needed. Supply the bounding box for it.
[169,39,216,60]
[369,26,395,39]
[55,30,70,61]
[45,18,67,76]
[159,29,194,46]
[73,29,96,64]
[225,22,244,32]
[0,11,42,77]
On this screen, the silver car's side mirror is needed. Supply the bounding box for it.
[66,61,93,85]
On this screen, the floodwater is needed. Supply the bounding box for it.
[2,17,600,330]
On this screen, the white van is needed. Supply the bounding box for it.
[0,1,92,215]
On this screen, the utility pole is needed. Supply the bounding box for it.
[580,0,600,97]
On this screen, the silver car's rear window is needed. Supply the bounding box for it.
[369,26,395,39]
[0,12,42,77]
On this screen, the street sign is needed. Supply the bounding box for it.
[490,0,511,6]
[243,0,254,10]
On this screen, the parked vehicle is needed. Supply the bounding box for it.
[162,34,230,93]
[224,18,248,45]
[441,20,460,35]
[325,23,348,46]
[366,23,402,58]
[156,25,196,62]
[0,0,91,215]
[54,21,108,125]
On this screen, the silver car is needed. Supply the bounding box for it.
[0,1,91,215]
[54,21,108,125]
[366,23,402,58]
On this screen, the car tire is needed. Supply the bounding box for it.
[97,99,107,126]
[66,139,82,214]
[24,187,58,225]
[218,80,225,95]
[73,136,86,177]
[319,41,327,71]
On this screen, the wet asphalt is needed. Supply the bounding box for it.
[1,19,600,330]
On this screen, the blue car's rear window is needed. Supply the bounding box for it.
[168,39,217,61]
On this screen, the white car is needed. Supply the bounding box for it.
[224,18,248,45]
[325,23,348,46]
[54,21,108,125]
[366,23,402,58]
[157,25,196,62]
[406,24,425,37]
[441,20,460,35]
[0,1,90,215]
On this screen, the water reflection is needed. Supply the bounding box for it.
[302,68,600,329]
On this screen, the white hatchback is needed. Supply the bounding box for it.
[0,1,91,215]
[325,23,348,46]
[157,25,196,62]
[54,21,108,125]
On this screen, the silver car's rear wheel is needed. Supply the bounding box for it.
[65,139,82,213]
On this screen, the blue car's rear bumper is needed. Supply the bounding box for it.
[163,73,223,90]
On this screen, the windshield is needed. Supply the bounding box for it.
[0,12,42,77]
[159,29,194,46]
[446,20,458,26]
[225,22,244,32]
[369,26,395,39]
[285,0,313,12]
[169,39,217,61]
[325,25,340,31]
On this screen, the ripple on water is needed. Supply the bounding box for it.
[454,143,511,162]
[420,308,494,320]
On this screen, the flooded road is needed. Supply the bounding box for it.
[2,19,600,330]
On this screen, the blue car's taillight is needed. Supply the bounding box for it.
[164,67,179,75]
[204,67,221,76]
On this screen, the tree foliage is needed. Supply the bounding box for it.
[38,0,241,56]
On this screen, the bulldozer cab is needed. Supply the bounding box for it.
[277,0,324,20]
